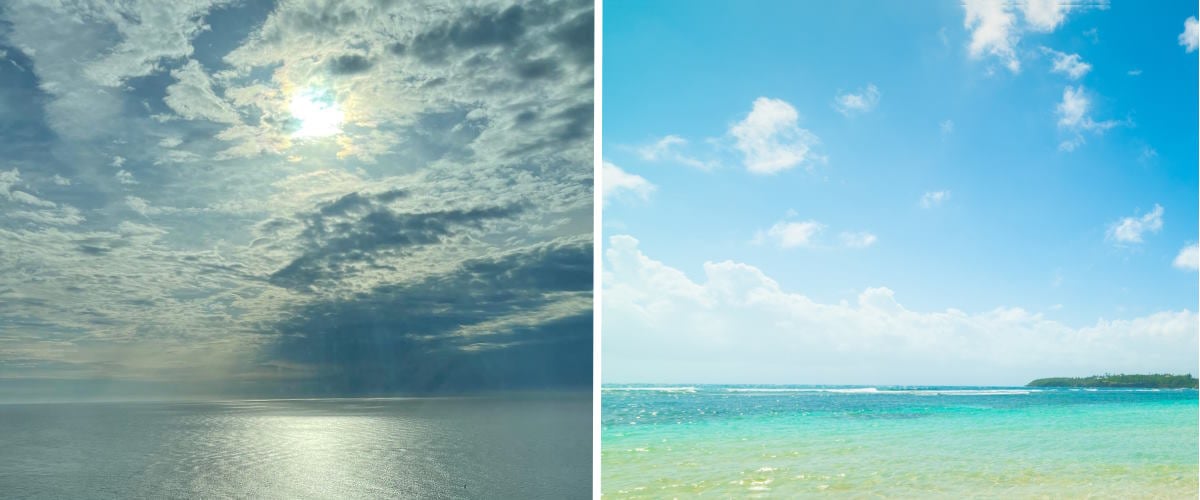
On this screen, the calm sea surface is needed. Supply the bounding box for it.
[0,393,590,499]
[602,385,1198,498]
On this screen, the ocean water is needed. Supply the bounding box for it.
[602,385,1198,498]
[0,393,590,499]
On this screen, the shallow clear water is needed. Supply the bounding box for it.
[0,393,590,499]
[601,385,1198,498]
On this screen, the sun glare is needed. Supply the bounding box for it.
[289,89,343,138]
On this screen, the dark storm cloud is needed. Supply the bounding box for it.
[268,189,525,290]
[552,8,593,66]
[267,236,592,395]
[0,0,593,398]
[410,4,526,62]
[515,58,559,80]
[327,54,372,74]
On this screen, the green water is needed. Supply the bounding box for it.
[602,387,1198,498]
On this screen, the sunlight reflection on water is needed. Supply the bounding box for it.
[0,395,590,499]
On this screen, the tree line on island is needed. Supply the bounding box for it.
[1026,373,1199,389]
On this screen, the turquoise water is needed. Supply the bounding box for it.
[602,386,1198,498]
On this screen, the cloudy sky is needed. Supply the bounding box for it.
[603,0,1198,385]
[0,0,593,400]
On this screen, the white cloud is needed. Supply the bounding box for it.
[0,168,20,196]
[1174,244,1198,271]
[637,135,711,170]
[1055,86,1120,151]
[1021,0,1071,32]
[839,231,878,249]
[1043,48,1091,79]
[730,97,821,174]
[1056,86,1088,128]
[963,0,1020,72]
[833,84,881,116]
[0,169,85,225]
[116,170,138,185]
[602,162,655,205]
[1107,204,1164,244]
[163,59,242,124]
[1,168,53,207]
[0,0,596,394]
[920,190,951,208]
[758,220,825,249]
[602,235,1199,385]
[940,119,955,135]
[1127,69,1142,76]
[1181,17,1199,53]
[51,175,71,186]
[963,1,1095,74]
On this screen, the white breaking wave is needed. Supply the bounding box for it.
[904,389,1034,396]
[726,387,880,393]
[602,386,697,393]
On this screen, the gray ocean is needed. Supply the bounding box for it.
[0,393,591,499]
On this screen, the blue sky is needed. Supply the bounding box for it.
[602,0,1199,385]
[0,0,593,400]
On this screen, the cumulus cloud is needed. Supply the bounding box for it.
[833,84,881,116]
[1042,47,1091,79]
[603,235,1198,385]
[963,0,1020,72]
[1021,0,1071,32]
[1173,243,1198,271]
[920,190,951,208]
[602,162,655,205]
[962,0,1094,73]
[1107,204,1164,244]
[730,97,821,174]
[1181,17,1199,53]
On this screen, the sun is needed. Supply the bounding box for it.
[289,88,344,138]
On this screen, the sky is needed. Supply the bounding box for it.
[0,0,593,400]
[602,0,1199,386]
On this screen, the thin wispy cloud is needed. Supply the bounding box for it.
[839,231,878,249]
[1056,86,1120,151]
[833,84,881,116]
[756,220,825,248]
[603,162,656,205]
[637,135,712,170]
[920,190,951,208]
[1107,204,1164,244]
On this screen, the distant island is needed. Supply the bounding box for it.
[1027,374,1199,389]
